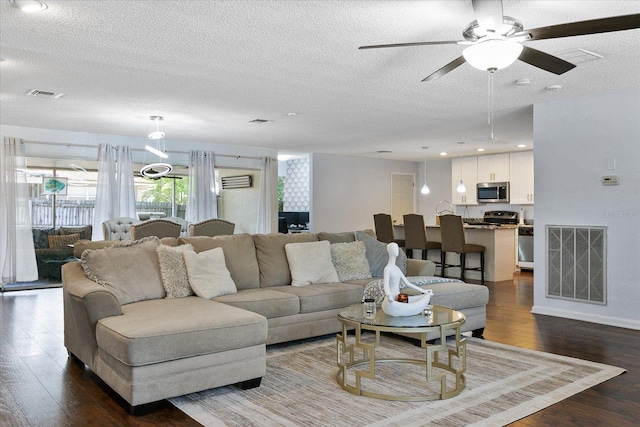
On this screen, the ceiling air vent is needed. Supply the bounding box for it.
[26,89,64,99]
[249,118,271,124]
[221,175,252,189]
[555,48,603,65]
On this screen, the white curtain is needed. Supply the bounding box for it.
[185,150,217,223]
[91,144,137,240]
[115,145,137,219]
[0,137,38,286]
[256,156,277,234]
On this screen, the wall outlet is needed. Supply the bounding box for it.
[602,175,619,186]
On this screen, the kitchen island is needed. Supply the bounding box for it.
[395,224,517,282]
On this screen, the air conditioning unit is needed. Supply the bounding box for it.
[221,175,252,189]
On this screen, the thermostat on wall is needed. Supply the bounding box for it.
[602,175,619,186]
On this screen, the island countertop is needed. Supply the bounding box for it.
[394,224,517,282]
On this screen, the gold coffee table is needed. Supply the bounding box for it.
[336,304,466,401]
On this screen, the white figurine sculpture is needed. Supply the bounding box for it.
[382,243,434,317]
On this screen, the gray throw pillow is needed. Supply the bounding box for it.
[355,230,406,277]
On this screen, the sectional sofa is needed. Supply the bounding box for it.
[62,230,488,412]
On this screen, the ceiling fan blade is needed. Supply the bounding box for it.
[359,40,461,49]
[472,0,504,32]
[526,13,640,41]
[518,46,576,75]
[422,56,466,82]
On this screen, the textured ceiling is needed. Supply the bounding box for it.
[1,0,639,161]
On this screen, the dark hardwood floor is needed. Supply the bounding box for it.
[1,272,638,426]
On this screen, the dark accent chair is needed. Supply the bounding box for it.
[403,214,441,263]
[373,213,405,248]
[439,214,485,283]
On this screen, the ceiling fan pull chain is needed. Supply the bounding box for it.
[490,70,495,140]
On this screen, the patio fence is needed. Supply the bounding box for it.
[30,199,186,227]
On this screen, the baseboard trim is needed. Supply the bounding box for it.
[531,305,640,331]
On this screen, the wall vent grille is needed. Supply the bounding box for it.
[221,175,252,189]
[547,225,606,304]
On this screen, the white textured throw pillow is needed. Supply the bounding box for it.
[183,247,237,298]
[330,241,372,281]
[285,240,340,286]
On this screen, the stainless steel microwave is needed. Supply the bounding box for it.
[477,182,509,203]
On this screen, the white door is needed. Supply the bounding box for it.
[391,173,414,225]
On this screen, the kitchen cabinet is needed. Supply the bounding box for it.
[477,153,510,182]
[509,151,534,204]
[451,156,478,205]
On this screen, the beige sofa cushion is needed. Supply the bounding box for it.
[178,234,260,290]
[96,297,267,366]
[253,233,317,287]
[81,237,165,305]
[213,288,300,318]
[316,231,355,244]
[272,283,365,314]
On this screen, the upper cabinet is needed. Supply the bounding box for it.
[477,153,510,182]
[509,151,534,204]
[451,156,478,205]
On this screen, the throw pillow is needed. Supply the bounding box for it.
[182,247,237,299]
[32,228,57,249]
[330,241,372,281]
[157,243,195,299]
[355,230,407,277]
[48,233,80,249]
[81,236,165,305]
[284,240,339,286]
[60,225,92,241]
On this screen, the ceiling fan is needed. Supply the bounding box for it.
[360,0,640,81]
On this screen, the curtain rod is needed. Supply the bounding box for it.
[19,139,266,161]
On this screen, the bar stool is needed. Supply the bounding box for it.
[373,213,405,248]
[402,214,441,263]
[439,214,485,283]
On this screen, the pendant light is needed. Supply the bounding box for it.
[141,116,172,178]
[456,142,466,193]
[420,146,430,195]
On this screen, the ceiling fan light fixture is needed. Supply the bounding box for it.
[463,39,523,71]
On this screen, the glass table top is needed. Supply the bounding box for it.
[338,304,464,329]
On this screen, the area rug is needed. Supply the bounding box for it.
[170,334,625,427]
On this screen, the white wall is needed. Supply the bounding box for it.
[311,153,418,233]
[417,158,451,225]
[532,88,640,330]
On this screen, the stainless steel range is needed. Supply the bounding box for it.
[482,210,519,226]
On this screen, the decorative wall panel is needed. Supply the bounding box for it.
[283,157,309,211]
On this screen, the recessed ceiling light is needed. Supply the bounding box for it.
[277,154,292,161]
[440,152,448,156]
[517,144,527,148]
[546,85,562,91]
[11,0,47,12]
[476,148,485,152]
[515,79,530,86]
[287,112,297,117]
